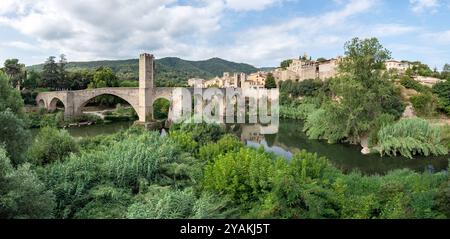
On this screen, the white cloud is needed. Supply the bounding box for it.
[410,0,440,13]
[225,0,280,11]
[0,0,225,61]
[212,0,380,65]
[1,41,40,51]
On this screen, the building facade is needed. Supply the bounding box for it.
[272,55,341,83]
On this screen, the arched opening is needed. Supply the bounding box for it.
[49,98,65,113]
[153,98,171,120]
[38,99,45,109]
[78,94,138,122]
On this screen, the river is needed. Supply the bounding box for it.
[58,119,449,175]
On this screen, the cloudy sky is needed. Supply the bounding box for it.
[0,0,449,69]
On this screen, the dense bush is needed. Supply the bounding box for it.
[433,80,450,115]
[0,109,31,165]
[203,147,275,205]
[0,147,55,219]
[198,134,243,162]
[377,118,448,159]
[280,79,324,98]
[410,93,439,117]
[27,127,80,165]
[400,76,430,93]
[171,122,225,146]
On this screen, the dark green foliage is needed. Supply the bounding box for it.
[303,38,404,144]
[88,67,119,88]
[0,109,31,165]
[0,72,25,116]
[153,98,170,119]
[28,57,258,87]
[405,61,434,77]
[265,73,277,89]
[437,180,450,218]
[67,70,93,90]
[27,127,80,165]
[0,147,55,219]
[3,59,25,89]
[280,59,293,69]
[400,75,430,93]
[433,79,450,115]
[280,79,324,98]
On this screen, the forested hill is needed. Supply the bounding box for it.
[27,57,259,86]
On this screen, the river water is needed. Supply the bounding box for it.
[61,119,449,175]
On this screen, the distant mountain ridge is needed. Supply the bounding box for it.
[27,57,260,86]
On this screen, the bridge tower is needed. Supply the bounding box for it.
[138,53,155,122]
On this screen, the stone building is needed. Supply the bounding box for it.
[272,55,341,84]
[385,60,410,73]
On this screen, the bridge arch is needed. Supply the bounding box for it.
[73,90,140,118]
[48,97,66,112]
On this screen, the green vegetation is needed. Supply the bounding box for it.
[0,146,56,219]
[27,57,258,88]
[410,93,439,117]
[433,79,450,115]
[0,37,449,219]
[400,75,430,93]
[377,118,448,159]
[153,98,171,120]
[280,59,293,69]
[27,127,79,165]
[302,38,405,144]
[265,73,277,89]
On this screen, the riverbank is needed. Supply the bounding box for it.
[38,118,449,175]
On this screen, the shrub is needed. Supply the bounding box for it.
[410,93,439,117]
[27,127,80,165]
[0,109,31,165]
[377,118,448,159]
[0,147,55,219]
[169,130,199,154]
[103,132,180,189]
[400,76,429,93]
[126,186,196,219]
[198,134,243,162]
[433,80,450,115]
[171,122,225,145]
[203,147,274,204]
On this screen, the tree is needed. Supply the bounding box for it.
[0,146,56,219]
[23,70,41,89]
[265,73,277,89]
[444,64,450,73]
[0,109,31,165]
[27,127,79,165]
[42,56,59,89]
[68,70,93,90]
[88,67,119,88]
[57,54,69,89]
[0,72,29,165]
[3,59,25,89]
[304,38,404,144]
[0,72,25,116]
[280,59,293,69]
[433,79,450,115]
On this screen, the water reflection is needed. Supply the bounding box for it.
[236,120,449,175]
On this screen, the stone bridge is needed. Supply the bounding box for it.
[36,53,230,123]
